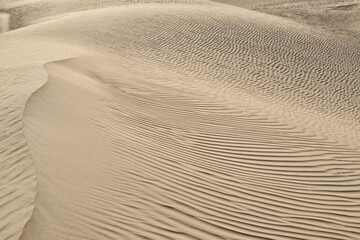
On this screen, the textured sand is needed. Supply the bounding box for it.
[0,13,9,32]
[1,1,360,240]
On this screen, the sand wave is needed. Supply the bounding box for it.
[21,54,360,239]
[0,1,359,239]
[0,38,80,240]
[0,65,37,240]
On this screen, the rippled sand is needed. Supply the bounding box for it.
[1,1,360,239]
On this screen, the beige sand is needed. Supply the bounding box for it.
[1,1,360,239]
[0,13,9,32]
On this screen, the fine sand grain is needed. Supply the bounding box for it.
[0,13,9,32]
[1,1,360,240]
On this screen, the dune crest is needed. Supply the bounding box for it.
[0,38,80,240]
[0,55,37,240]
[0,1,359,239]
[22,54,360,239]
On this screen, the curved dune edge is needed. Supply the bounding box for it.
[0,36,81,240]
[0,74,38,240]
[21,55,360,240]
[9,4,359,147]
[0,1,359,239]
[0,55,73,240]
[16,3,360,146]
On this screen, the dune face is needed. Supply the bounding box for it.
[1,0,360,240]
[0,55,36,240]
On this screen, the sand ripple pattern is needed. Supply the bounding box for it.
[97,58,360,240]
[23,55,360,240]
[21,3,360,143]
[0,67,37,239]
[0,1,359,240]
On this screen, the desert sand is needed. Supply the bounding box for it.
[1,0,360,239]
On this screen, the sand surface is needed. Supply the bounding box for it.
[1,0,360,239]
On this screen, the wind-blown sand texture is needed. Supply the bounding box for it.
[1,0,360,239]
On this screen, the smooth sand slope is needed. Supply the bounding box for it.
[1,0,360,239]
[0,13,9,32]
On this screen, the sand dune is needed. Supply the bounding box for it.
[1,0,360,239]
